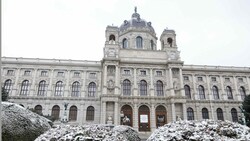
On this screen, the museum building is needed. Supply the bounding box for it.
[2,8,250,132]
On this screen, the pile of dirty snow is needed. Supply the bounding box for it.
[2,102,51,141]
[35,124,140,141]
[147,120,250,141]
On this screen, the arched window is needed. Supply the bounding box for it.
[4,79,12,93]
[136,36,143,48]
[216,108,224,121]
[150,40,154,50]
[34,105,42,115]
[123,79,131,96]
[140,80,147,96]
[88,82,96,97]
[202,108,209,119]
[38,80,46,96]
[156,80,163,96]
[109,34,115,41]
[86,106,95,121]
[167,38,173,47]
[122,38,128,48]
[198,85,205,99]
[184,85,191,99]
[239,86,246,100]
[55,81,63,96]
[212,86,219,100]
[20,80,29,95]
[69,106,77,121]
[72,81,80,97]
[187,107,194,120]
[226,86,233,99]
[231,108,238,122]
[51,105,60,120]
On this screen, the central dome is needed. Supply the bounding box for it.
[119,8,155,35]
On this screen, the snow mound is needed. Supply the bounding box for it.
[2,102,51,141]
[35,124,141,141]
[147,120,250,141]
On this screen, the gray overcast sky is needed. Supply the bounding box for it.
[3,0,250,67]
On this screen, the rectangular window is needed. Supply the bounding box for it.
[57,72,64,77]
[225,78,230,82]
[198,77,203,81]
[41,71,48,76]
[124,70,130,75]
[211,77,216,82]
[140,70,146,75]
[156,71,162,76]
[89,73,96,78]
[24,70,31,76]
[74,72,80,77]
[238,78,243,82]
[7,70,14,75]
[184,76,189,81]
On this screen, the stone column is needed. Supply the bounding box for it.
[179,69,185,96]
[219,75,226,100]
[150,104,156,131]
[102,101,106,124]
[171,103,176,121]
[133,104,138,131]
[206,75,214,120]
[65,70,70,97]
[182,103,187,120]
[233,76,240,100]
[30,69,38,96]
[192,74,198,100]
[114,102,118,125]
[133,68,138,96]
[48,69,54,97]
[81,71,86,98]
[169,68,174,96]
[150,69,154,96]
[81,103,85,124]
[115,65,120,95]
[103,65,107,94]
[13,68,21,96]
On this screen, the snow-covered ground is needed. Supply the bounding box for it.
[2,102,51,141]
[35,124,141,141]
[147,120,250,141]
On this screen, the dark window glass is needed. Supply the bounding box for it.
[34,105,42,115]
[86,106,95,121]
[226,86,233,99]
[123,79,131,96]
[198,85,205,99]
[69,106,77,121]
[88,82,96,97]
[38,80,47,96]
[122,38,128,48]
[4,79,12,93]
[216,108,224,121]
[187,107,194,120]
[7,70,14,75]
[20,80,29,95]
[24,70,31,76]
[156,80,163,96]
[140,80,147,96]
[212,86,219,100]
[184,85,191,99]
[51,105,60,120]
[136,36,143,48]
[41,71,48,76]
[202,108,209,119]
[239,86,246,100]
[72,81,80,97]
[231,108,238,122]
[55,81,63,96]
[150,40,154,50]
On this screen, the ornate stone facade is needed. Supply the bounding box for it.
[1,9,250,133]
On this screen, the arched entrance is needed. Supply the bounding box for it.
[120,105,133,127]
[138,105,150,131]
[155,105,167,128]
